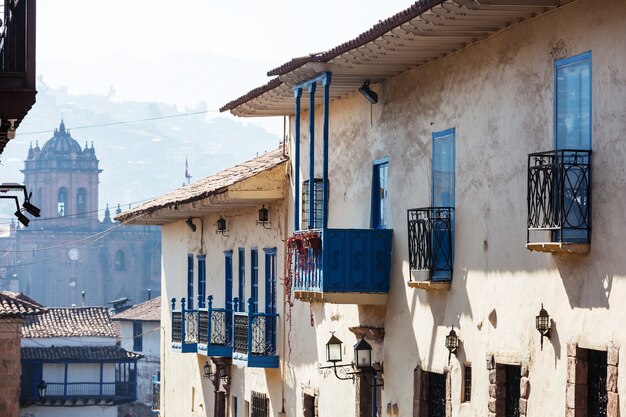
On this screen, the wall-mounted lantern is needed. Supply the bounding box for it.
[185,217,197,232]
[257,205,270,229]
[318,332,383,388]
[445,327,459,365]
[535,303,551,351]
[216,216,228,236]
[204,361,230,384]
[358,81,378,104]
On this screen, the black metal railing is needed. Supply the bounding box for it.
[198,309,209,345]
[152,376,160,412]
[184,310,198,344]
[233,313,249,356]
[1,0,28,73]
[527,149,591,244]
[171,311,182,344]
[407,207,454,280]
[210,309,230,345]
[21,381,136,403]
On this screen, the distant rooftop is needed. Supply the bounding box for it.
[0,291,46,318]
[112,297,161,322]
[22,346,143,362]
[22,306,116,338]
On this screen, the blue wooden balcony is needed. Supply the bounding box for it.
[290,228,393,305]
[21,381,137,406]
[197,295,233,358]
[232,299,278,368]
[170,298,198,353]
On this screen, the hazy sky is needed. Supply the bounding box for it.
[37,0,416,135]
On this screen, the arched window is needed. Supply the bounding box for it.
[76,188,87,217]
[57,188,68,217]
[115,250,125,271]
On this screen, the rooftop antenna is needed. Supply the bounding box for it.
[185,158,192,185]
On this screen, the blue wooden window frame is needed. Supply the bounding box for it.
[187,254,194,309]
[302,179,324,229]
[197,256,206,308]
[431,128,456,281]
[224,251,233,309]
[554,51,592,151]
[250,249,259,313]
[371,157,389,229]
[264,248,277,314]
[238,248,245,311]
[133,321,143,352]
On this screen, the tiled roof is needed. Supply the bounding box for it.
[112,297,161,322]
[21,346,143,362]
[115,148,287,223]
[0,291,46,318]
[221,0,564,117]
[22,307,117,338]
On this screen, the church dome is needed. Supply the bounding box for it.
[39,120,83,159]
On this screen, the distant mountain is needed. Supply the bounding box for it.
[0,79,281,220]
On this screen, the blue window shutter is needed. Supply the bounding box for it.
[432,129,456,208]
[238,248,245,311]
[197,256,206,308]
[371,158,389,229]
[225,251,233,308]
[250,249,258,313]
[264,249,277,314]
[187,254,194,309]
[555,51,592,150]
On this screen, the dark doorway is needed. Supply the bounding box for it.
[505,365,521,417]
[588,350,608,417]
[428,372,446,417]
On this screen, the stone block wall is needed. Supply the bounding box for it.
[0,320,22,417]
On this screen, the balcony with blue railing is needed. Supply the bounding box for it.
[170,298,198,353]
[407,207,454,290]
[21,381,136,406]
[232,298,278,368]
[527,149,591,254]
[289,228,393,305]
[197,295,233,357]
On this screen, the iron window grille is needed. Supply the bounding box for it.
[302,179,324,230]
[463,365,472,403]
[251,391,269,417]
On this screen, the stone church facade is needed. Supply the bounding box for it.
[0,121,161,307]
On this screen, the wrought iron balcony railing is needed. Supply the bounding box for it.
[151,375,160,412]
[170,298,198,353]
[527,150,591,252]
[232,298,278,368]
[289,228,392,304]
[197,295,233,357]
[21,381,137,405]
[407,207,454,281]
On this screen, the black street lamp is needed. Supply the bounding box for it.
[445,327,459,365]
[535,304,551,351]
[317,333,383,387]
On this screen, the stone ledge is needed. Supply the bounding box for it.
[407,281,451,291]
[526,242,589,255]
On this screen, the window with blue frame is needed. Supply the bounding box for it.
[238,248,245,311]
[187,254,194,309]
[554,51,592,243]
[225,251,233,309]
[197,256,206,308]
[302,179,324,229]
[371,158,389,229]
[133,321,143,352]
[264,248,277,346]
[431,128,455,281]
[250,249,258,313]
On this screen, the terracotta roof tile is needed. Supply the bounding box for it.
[115,148,287,223]
[22,307,117,338]
[0,291,47,318]
[112,297,161,322]
[22,346,143,362]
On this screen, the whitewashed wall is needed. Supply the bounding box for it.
[282,0,626,416]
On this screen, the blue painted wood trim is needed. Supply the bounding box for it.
[294,88,302,231]
[308,82,317,230]
[247,298,254,356]
[187,254,194,309]
[293,71,331,90]
[432,127,455,139]
[553,51,592,150]
[237,248,245,312]
[373,156,389,165]
[99,363,103,396]
[64,363,68,396]
[322,73,331,230]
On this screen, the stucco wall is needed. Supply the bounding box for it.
[286,0,626,416]
[119,320,160,405]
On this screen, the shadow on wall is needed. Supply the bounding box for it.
[555,254,613,309]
